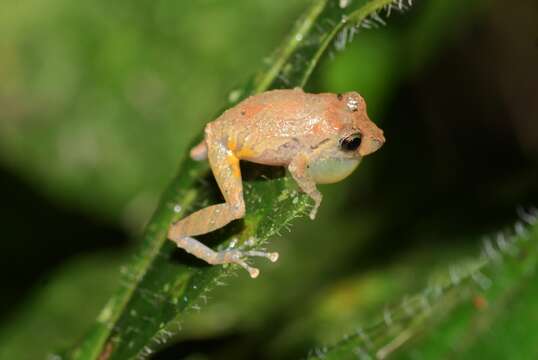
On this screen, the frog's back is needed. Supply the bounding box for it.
[211,88,331,139]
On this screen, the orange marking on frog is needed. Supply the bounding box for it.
[227,137,238,151]
[312,123,323,135]
[235,146,257,159]
[227,153,241,178]
[239,102,266,118]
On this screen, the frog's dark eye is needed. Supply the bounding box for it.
[340,133,362,151]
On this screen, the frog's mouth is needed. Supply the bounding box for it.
[308,156,361,184]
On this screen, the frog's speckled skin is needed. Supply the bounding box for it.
[168,88,384,277]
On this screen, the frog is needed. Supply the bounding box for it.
[168,88,385,278]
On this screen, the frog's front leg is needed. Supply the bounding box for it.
[288,154,322,220]
[168,138,278,278]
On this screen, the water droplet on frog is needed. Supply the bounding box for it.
[173,204,182,213]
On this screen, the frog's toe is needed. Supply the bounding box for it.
[190,141,208,161]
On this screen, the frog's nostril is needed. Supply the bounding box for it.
[373,138,384,151]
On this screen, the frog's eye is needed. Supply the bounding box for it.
[340,133,362,151]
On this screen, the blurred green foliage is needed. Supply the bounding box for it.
[0,0,309,222]
[1,0,537,359]
[0,251,125,360]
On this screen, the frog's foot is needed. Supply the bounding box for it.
[176,236,278,278]
[213,248,279,278]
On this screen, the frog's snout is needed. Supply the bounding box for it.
[359,132,385,156]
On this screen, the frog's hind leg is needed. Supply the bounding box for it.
[171,141,245,237]
[168,140,278,277]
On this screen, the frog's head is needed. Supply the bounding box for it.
[338,91,385,156]
[307,91,385,184]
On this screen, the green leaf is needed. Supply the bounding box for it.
[60,1,410,359]
[307,210,538,359]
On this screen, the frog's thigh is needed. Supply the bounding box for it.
[168,141,244,239]
[208,141,245,217]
